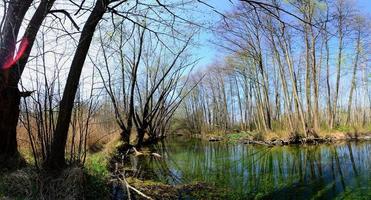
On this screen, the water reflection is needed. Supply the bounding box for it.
[127,137,371,199]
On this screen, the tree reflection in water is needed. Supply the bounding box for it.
[124,137,371,199]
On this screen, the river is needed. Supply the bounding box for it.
[127,136,371,199]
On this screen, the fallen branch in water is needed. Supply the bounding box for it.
[117,176,153,200]
[113,154,153,200]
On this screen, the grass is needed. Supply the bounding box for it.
[84,152,111,200]
[0,167,86,199]
[0,168,36,199]
[334,124,352,132]
[225,131,254,142]
[82,134,122,200]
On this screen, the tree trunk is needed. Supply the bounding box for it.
[45,0,109,170]
[10,0,57,82]
[136,128,146,148]
[332,9,344,129]
[304,24,312,128]
[269,30,294,132]
[346,28,361,124]
[0,0,32,69]
[311,26,319,132]
[0,87,21,167]
[279,26,307,134]
[325,31,332,129]
[0,0,33,164]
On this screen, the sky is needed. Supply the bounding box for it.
[1,0,369,95]
[193,0,371,70]
[192,0,234,70]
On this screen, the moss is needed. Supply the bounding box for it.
[185,183,230,200]
[126,177,164,187]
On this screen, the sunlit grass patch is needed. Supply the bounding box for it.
[334,124,352,132]
[225,131,255,141]
[83,136,121,200]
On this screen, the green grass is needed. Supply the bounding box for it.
[85,153,109,179]
[334,125,352,132]
[225,131,255,142]
[83,150,112,200]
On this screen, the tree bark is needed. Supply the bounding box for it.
[0,0,33,163]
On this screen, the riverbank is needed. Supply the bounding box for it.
[110,137,371,199]
[111,177,227,200]
[203,130,371,146]
[109,143,228,200]
[2,135,370,199]
[0,138,225,199]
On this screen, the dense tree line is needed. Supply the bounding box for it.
[182,0,370,137]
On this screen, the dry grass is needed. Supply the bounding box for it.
[84,123,120,153]
[0,114,127,200]
[1,167,85,199]
[2,121,123,200]
[16,121,120,157]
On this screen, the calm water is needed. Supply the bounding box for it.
[129,137,371,199]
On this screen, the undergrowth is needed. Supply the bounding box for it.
[0,136,121,200]
[84,152,111,200]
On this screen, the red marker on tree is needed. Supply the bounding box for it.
[2,38,29,70]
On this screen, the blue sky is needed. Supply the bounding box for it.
[192,0,233,70]
[194,0,371,70]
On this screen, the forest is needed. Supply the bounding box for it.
[0,0,370,199]
[181,0,370,142]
